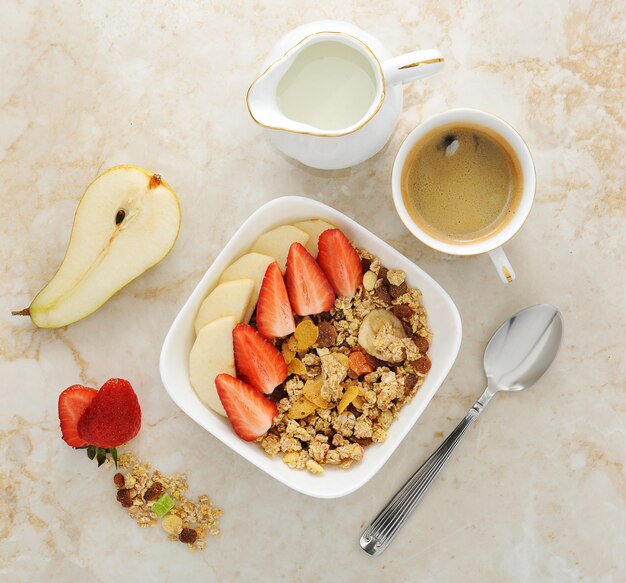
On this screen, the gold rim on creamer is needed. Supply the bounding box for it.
[399,57,444,70]
[245,31,387,138]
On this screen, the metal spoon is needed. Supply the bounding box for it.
[360,304,563,557]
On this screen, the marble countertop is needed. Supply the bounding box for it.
[1,1,624,581]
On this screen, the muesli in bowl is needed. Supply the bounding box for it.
[185,219,431,475]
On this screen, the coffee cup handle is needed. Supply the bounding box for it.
[488,247,515,284]
[383,49,445,86]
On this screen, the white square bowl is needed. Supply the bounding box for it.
[160,196,462,499]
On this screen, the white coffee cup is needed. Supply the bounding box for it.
[392,109,536,283]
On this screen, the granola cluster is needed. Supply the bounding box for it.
[257,249,432,474]
[110,451,222,551]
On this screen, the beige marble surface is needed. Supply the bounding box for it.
[1,1,624,581]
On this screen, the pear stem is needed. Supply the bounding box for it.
[12,308,30,316]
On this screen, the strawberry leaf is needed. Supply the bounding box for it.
[87,445,96,460]
[96,447,106,467]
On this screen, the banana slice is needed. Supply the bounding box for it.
[358,309,406,360]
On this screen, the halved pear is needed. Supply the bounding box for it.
[189,316,237,416]
[194,278,255,334]
[218,252,274,309]
[293,219,335,257]
[251,225,309,272]
[14,165,181,328]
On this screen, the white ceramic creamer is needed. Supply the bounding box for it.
[246,21,444,170]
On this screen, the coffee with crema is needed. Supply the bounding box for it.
[401,122,523,244]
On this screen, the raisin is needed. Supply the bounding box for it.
[179,528,198,544]
[402,321,413,337]
[389,281,408,298]
[117,488,133,508]
[375,282,392,304]
[316,321,337,347]
[391,304,414,320]
[360,257,372,273]
[413,355,432,374]
[378,267,389,282]
[404,373,418,392]
[113,473,125,489]
[318,311,333,322]
[272,384,288,401]
[414,335,429,354]
[143,482,164,502]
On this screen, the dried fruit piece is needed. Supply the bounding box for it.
[294,319,319,351]
[412,355,432,374]
[337,385,359,414]
[113,473,125,488]
[302,378,330,409]
[375,282,392,304]
[179,527,198,544]
[348,350,376,376]
[405,373,418,392]
[162,513,183,535]
[414,335,430,354]
[117,488,133,508]
[152,492,175,517]
[143,482,164,502]
[288,358,307,376]
[360,257,372,273]
[316,321,337,348]
[390,304,414,320]
[389,281,408,298]
[287,396,317,419]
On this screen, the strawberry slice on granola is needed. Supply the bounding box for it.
[284,242,335,316]
[255,261,296,339]
[215,373,278,441]
[233,323,288,394]
[316,228,363,298]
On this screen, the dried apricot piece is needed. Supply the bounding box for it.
[316,321,337,347]
[348,350,376,376]
[288,357,307,376]
[287,396,317,419]
[294,319,319,351]
[302,378,330,409]
[337,385,359,414]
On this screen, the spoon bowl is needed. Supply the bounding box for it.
[485,304,564,393]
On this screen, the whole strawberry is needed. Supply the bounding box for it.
[78,378,142,448]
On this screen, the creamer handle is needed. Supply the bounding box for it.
[382,49,444,86]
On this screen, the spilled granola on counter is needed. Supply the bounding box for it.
[255,248,432,474]
[109,451,222,552]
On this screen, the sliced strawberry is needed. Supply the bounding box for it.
[233,323,288,394]
[317,228,363,298]
[284,242,335,316]
[256,262,296,339]
[58,385,97,447]
[215,373,278,441]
